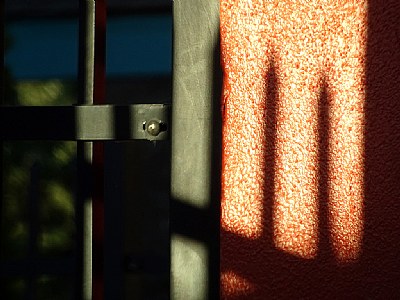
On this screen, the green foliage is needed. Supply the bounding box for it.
[1,81,77,259]
[15,80,76,106]
[1,27,78,299]
[1,76,77,298]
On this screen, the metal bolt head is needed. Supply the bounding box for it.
[147,120,161,136]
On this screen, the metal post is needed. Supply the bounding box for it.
[78,1,95,299]
[171,0,221,299]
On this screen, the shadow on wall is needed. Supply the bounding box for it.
[220,1,400,299]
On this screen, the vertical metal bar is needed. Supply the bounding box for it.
[171,0,221,299]
[78,1,95,299]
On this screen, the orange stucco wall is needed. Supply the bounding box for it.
[220,0,400,298]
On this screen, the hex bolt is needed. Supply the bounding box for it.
[146,120,161,136]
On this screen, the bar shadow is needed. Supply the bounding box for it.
[220,60,348,299]
[220,1,400,299]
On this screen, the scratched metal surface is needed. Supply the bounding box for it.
[171,0,221,299]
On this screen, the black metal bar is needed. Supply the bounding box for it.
[0,104,170,141]
[171,0,221,299]
[0,106,76,140]
[0,258,75,276]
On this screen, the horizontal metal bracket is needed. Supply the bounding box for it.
[0,104,170,141]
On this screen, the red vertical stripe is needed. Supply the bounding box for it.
[92,0,106,299]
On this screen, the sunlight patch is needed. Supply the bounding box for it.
[221,270,255,298]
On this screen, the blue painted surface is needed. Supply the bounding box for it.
[107,15,172,77]
[5,15,172,80]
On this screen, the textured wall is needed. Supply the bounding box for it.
[220,0,400,298]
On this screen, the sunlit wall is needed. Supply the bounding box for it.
[221,0,400,298]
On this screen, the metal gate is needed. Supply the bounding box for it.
[1,0,220,299]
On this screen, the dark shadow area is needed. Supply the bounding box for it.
[209,33,222,298]
[103,140,123,300]
[362,0,400,295]
[122,138,171,300]
[112,77,172,299]
[220,2,400,299]
[112,105,132,140]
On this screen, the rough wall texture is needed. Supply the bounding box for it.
[220,0,400,298]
